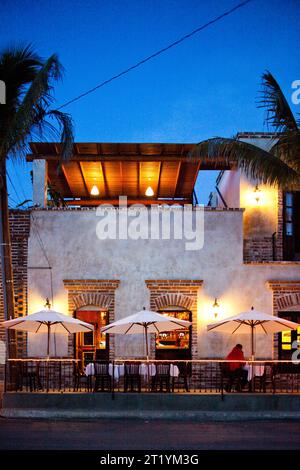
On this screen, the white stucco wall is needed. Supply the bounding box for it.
[27,208,300,359]
[217,170,241,208]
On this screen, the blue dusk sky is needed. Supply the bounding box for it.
[1,0,299,206]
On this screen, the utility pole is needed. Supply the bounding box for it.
[0,158,17,358]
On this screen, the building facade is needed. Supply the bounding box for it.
[1,134,300,374]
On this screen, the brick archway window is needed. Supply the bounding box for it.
[145,280,202,359]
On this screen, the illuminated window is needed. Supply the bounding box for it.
[82,330,94,346]
[156,309,191,350]
[285,193,294,236]
[279,313,300,360]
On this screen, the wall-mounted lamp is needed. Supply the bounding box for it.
[212,298,220,319]
[44,297,51,310]
[90,185,100,196]
[253,184,261,204]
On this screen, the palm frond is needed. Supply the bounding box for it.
[0,52,73,163]
[47,110,74,163]
[258,71,298,133]
[271,130,300,174]
[189,137,300,188]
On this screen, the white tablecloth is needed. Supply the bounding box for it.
[139,363,179,378]
[244,364,265,381]
[85,363,124,380]
[85,362,180,379]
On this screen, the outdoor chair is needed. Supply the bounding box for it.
[152,363,171,392]
[124,362,141,392]
[94,361,112,392]
[219,363,243,393]
[271,362,300,393]
[250,371,267,392]
[73,363,91,392]
[16,361,42,392]
[172,362,191,392]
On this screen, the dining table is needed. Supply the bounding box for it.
[85,362,180,380]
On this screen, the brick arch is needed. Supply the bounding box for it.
[72,292,113,310]
[154,293,195,311]
[276,293,300,311]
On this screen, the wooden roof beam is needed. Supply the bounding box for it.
[173,161,182,198]
[64,198,192,207]
[100,161,109,197]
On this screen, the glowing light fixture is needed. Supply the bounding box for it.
[145,186,154,197]
[253,184,261,204]
[44,297,51,310]
[90,185,100,196]
[212,298,220,319]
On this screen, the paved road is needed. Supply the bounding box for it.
[0,418,300,450]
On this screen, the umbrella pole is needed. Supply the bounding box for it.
[145,324,149,361]
[144,324,150,392]
[46,322,51,393]
[251,323,255,361]
[47,322,51,358]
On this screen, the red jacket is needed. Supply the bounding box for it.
[226,347,245,371]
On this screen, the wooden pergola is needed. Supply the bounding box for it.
[27,142,234,206]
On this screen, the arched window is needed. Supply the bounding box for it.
[155,306,192,360]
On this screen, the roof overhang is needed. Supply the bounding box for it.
[27,142,234,206]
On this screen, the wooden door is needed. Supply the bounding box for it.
[75,309,109,369]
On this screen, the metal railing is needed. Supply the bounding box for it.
[4,358,300,398]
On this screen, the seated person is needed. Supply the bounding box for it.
[225,344,248,390]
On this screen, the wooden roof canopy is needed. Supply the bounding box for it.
[27,142,233,206]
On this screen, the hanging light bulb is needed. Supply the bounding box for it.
[90,185,100,196]
[145,186,154,197]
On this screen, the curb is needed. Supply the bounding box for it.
[2,409,300,421]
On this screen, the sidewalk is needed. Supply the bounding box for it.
[2,391,300,421]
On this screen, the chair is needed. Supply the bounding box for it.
[172,362,191,392]
[94,362,112,392]
[73,363,91,392]
[16,361,41,392]
[248,364,267,393]
[124,362,141,392]
[219,363,243,393]
[152,363,171,392]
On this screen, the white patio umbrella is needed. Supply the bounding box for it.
[2,309,94,357]
[207,306,300,359]
[101,307,191,359]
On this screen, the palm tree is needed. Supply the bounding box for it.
[189,72,300,188]
[0,45,74,357]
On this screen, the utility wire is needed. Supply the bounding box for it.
[6,170,22,206]
[11,161,30,209]
[57,0,253,110]
[30,213,54,305]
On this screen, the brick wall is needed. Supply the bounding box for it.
[0,210,30,378]
[145,280,203,359]
[268,280,300,359]
[243,237,274,262]
[63,280,120,359]
[243,189,284,262]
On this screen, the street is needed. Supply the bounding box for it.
[0,418,300,450]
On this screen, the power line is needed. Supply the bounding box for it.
[6,170,22,206]
[30,213,54,305]
[57,0,253,110]
[11,161,30,209]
